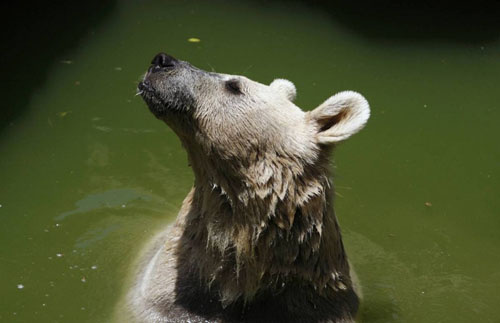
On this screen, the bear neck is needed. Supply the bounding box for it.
[179,146,353,307]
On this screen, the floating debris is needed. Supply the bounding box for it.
[60,60,73,65]
[56,253,63,258]
[114,67,122,71]
[187,37,201,43]
[81,277,86,283]
[91,265,98,270]
[75,81,80,86]
[424,202,432,207]
[17,284,24,289]
[121,204,126,208]
[57,111,71,118]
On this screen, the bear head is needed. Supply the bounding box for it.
[138,53,369,176]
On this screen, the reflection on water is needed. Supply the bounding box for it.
[0,0,498,322]
[56,188,153,221]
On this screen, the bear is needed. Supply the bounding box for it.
[127,53,370,323]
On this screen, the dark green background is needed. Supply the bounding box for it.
[1,1,499,322]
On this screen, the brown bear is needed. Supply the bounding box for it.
[127,53,370,322]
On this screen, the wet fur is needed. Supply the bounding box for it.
[125,55,369,322]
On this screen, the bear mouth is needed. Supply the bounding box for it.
[137,81,169,118]
[137,80,193,118]
[137,80,161,104]
[137,80,155,96]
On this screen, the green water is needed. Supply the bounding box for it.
[1,1,499,322]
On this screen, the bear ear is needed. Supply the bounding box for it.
[307,91,370,145]
[270,79,296,101]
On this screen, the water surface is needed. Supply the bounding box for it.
[1,1,499,322]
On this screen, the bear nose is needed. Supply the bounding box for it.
[151,53,178,69]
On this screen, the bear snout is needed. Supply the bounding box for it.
[149,52,179,73]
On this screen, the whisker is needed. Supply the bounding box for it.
[243,64,253,73]
[207,62,216,72]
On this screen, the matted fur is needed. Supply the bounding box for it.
[124,53,370,322]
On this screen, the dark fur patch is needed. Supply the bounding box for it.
[140,85,195,118]
[174,270,358,323]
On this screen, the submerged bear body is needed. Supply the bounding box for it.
[126,53,370,322]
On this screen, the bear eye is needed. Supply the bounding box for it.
[225,79,242,95]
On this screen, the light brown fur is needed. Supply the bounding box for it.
[124,54,370,322]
